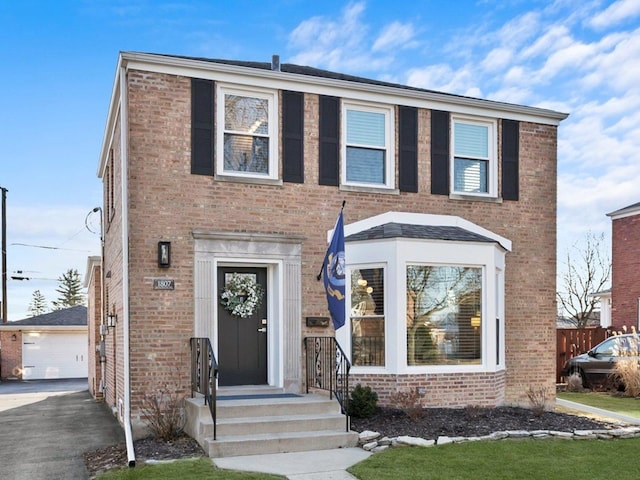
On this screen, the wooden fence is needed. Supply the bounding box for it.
[556,327,610,383]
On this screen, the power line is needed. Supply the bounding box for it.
[11,243,93,253]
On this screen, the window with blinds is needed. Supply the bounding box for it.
[406,265,482,366]
[452,118,495,195]
[342,102,393,188]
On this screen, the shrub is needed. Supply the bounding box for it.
[464,404,486,420]
[526,386,549,417]
[140,384,186,441]
[612,358,640,397]
[348,384,378,418]
[389,388,424,420]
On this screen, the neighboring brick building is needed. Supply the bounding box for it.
[92,52,567,438]
[84,256,104,400]
[607,202,640,330]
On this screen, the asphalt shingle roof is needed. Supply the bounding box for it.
[143,53,564,117]
[9,305,87,326]
[345,223,496,243]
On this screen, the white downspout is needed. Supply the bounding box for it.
[119,63,136,468]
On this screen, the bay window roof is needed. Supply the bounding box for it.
[346,223,497,244]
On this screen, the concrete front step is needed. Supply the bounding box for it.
[207,412,347,437]
[205,429,359,458]
[185,392,357,457]
[216,395,342,419]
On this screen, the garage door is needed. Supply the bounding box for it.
[22,332,88,380]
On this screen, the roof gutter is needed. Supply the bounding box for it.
[119,64,136,468]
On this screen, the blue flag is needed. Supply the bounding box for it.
[320,209,346,330]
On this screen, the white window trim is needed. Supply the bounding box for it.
[216,83,278,180]
[341,100,395,190]
[344,263,388,372]
[450,115,497,198]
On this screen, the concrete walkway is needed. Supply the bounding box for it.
[556,397,640,425]
[213,447,371,480]
[0,378,124,480]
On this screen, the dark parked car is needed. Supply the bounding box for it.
[561,333,640,388]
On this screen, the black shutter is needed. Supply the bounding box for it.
[282,91,304,183]
[431,109,450,195]
[191,78,215,176]
[399,106,418,193]
[319,95,339,186]
[501,119,519,201]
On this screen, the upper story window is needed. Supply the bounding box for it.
[452,116,496,197]
[217,85,277,180]
[342,102,394,189]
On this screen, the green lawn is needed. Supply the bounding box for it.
[96,458,284,480]
[558,391,640,419]
[348,437,640,480]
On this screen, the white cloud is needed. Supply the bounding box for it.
[580,28,640,93]
[288,2,387,72]
[520,25,572,60]
[372,21,417,52]
[487,85,533,105]
[590,0,640,29]
[496,11,542,49]
[405,64,481,97]
[481,47,513,72]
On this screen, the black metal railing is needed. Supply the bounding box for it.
[304,336,351,431]
[190,337,218,440]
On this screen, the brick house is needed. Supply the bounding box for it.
[90,51,566,451]
[607,201,640,330]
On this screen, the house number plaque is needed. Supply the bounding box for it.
[153,279,175,290]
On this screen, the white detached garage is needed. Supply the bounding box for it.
[2,305,88,380]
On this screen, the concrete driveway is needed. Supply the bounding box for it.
[0,378,124,479]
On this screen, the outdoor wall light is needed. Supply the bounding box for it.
[11,333,17,341]
[158,241,171,268]
[106,313,118,328]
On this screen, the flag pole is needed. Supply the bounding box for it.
[316,201,345,281]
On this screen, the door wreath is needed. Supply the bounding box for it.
[220,273,264,318]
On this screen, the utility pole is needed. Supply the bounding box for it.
[1,186,7,323]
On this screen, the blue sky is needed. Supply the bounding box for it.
[1,0,639,320]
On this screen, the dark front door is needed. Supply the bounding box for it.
[218,267,268,386]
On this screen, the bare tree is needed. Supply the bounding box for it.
[557,232,611,328]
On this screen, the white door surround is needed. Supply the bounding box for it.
[193,230,304,392]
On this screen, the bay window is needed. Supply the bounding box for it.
[338,212,509,375]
